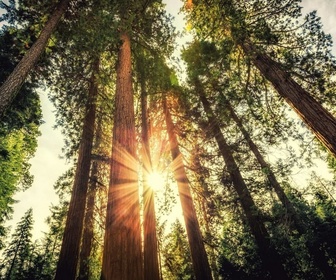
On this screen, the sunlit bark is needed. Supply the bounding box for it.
[241,42,336,158]
[101,32,143,280]
[163,96,213,280]
[141,78,161,280]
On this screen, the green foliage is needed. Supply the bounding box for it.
[161,220,195,280]
[0,26,42,249]
[0,208,34,279]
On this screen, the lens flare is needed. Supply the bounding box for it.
[147,171,166,191]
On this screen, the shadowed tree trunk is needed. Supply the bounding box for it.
[163,96,213,280]
[78,116,104,280]
[55,59,99,280]
[241,42,336,158]
[196,80,290,280]
[101,32,143,280]
[190,146,224,280]
[78,161,98,280]
[0,0,70,116]
[221,95,336,279]
[141,77,161,280]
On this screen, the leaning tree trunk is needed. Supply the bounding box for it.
[196,81,290,280]
[55,59,99,280]
[0,0,70,116]
[163,96,213,280]
[101,32,143,280]
[141,78,161,280]
[190,145,225,280]
[222,95,300,225]
[241,42,336,158]
[223,96,336,279]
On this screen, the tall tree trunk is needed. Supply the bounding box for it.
[101,32,143,280]
[0,0,70,116]
[223,96,336,279]
[55,59,99,280]
[196,82,289,280]
[78,155,100,279]
[190,146,221,280]
[163,97,213,280]
[241,42,336,158]
[78,113,104,280]
[141,78,161,280]
[222,96,300,225]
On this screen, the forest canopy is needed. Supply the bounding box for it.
[0,0,336,279]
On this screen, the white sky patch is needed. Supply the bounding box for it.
[5,90,70,241]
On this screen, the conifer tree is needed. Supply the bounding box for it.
[184,0,336,157]
[0,0,70,116]
[0,208,34,280]
[163,96,213,280]
[55,59,99,280]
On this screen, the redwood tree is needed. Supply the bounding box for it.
[0,0,70,116]
[185,0,336,158]
[163,96,213,280]
[140,73,161,280]
[55,59,99,280]
[221,93,336,279]
[196,80,290,280]
[101,32,143,280]
[241,42,336,158]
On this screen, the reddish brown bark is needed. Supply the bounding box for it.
[241,42,336,158]
[0,0,70,116]
[163,97,213,280]
[141,79,160,280]
[55,59,99,280]
[197,82,289,280]
[101,32,143,280]
[222,98,336,278]
[78,161,97,280]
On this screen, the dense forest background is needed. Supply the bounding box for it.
[0,0,336,279]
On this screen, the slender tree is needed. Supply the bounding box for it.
[163,96,213,280]
[55,59,99,280]
[78,112,106,280]
[221,93,336,279]
[141,72,161,280]
[196,80,290,280]
[0,0,70,116]
[78,160,98,280]
[0,208,34,280]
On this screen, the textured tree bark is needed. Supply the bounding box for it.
[163,97,213,280]
[77,161,97,280]
[241,42,336,158]
[197,83,289,280]
[55,59,99,280]
[141,78,161,280]
[224,98,336,278]
[101,32,143,280]
[191,147,222,280]
[0,0,70,116]
[223,97,299,223]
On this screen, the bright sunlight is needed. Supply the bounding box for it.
[147,171,166,192]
